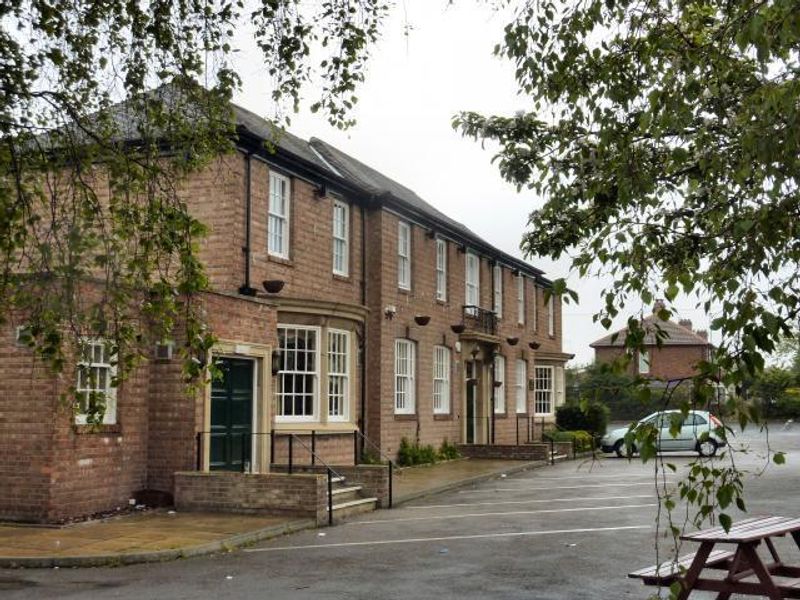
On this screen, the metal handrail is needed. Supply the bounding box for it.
[355,430,395,509]
[285,433,345,526]
[462,305,498,335]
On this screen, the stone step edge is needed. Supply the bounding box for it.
[331,485,363,496]
[329,497,378,511]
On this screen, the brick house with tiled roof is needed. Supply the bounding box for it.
[0,92,572,523]
[590,302,712,380]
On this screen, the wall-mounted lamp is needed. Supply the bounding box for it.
[271,349,282,376]
[262,280,285,294]
[414,315,431,326]
[384,305,397,320]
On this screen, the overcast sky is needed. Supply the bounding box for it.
[232,2,714,365]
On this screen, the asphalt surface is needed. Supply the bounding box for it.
[2,423,799,600]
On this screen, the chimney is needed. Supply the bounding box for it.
[679,318,693,330]
[696,330,708,340]
[652,299,666,314]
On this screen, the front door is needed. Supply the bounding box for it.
[210,357,254,471]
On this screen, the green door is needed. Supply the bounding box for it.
[210,358,254,471]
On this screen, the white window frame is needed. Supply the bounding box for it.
[517,275,525,325]
[465,251,480,309]
[75,339,117,425]
[394,339,416,414]
[432,345,451,415]
[639,349,651,375]
[534,365,554,415]
[494,355,506,414]
[268,172,291,259]
[332,200,349,276]
[397,221,411,290]
[435,238,447,302]
[515,359,527,414]
[276,325,320,422]
[493,264,503,318]
[327,329,350,421]
[547,293,555,336]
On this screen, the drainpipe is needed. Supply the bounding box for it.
[238,152,257,296]
[359,204,367,452]
[491,350,496,444]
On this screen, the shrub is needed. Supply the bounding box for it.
[397,437,439,466]
[548,430,594,452]
[438,439,461,461]
[556,401,609,435]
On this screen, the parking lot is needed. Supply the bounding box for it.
[2,424,799,599]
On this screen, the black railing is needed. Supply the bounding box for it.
[355,430,395,509]
[515,415,538,446]
[462,305,498,335]
[285,433,344,526]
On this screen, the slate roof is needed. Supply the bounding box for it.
[590,315,711,348]
[307,138,546,280]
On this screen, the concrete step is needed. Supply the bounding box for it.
[330,485,363,503]
[329,497,378,522]
[330,476,346,485]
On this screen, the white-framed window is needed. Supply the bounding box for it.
[532,285,538,331]
[515,359,527,413]
[639,349,651,375]
[332,200,349,276]
[517,275,525,325]
[465,251,480,310]
[75,339,117,425]
[327,330,350,421]
[494,355,506,414]
[276,325,319,421]
[394,339,416,414]
[534,365,554,415]
[397,221,411,290]
[547,293,555,336]
[435,238,447,302]
[493,264,503,318]
[268,172,290,258]
[433,345,451,414]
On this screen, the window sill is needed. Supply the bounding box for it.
[493,413,508,419]
[433,413,453,421]
[393,414,417,421]
[73,423,122,435]
[397,287,411,295]
[268,254,293,267]
[332,273,351,283]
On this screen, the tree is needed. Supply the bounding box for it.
[455,0,799,534]
[1,1,388,418]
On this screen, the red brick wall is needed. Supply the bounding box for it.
[594,344,708,380]
[0,323,56,522]
[174,471,328,524]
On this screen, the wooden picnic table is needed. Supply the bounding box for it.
[629,516,800,599]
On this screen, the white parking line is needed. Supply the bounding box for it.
[244,525,651,553]
[407,494,653,510]
[348,503,656,525]
[458,482,670,493]
[516,474,676,481]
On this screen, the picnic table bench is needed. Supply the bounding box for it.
[629,516,800,599]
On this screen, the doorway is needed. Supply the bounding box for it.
[209,357,255,471]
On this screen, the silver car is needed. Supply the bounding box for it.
[601,410,726,457]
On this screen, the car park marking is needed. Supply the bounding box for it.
[245,525,652,553]
[457,482,671,493]
[347,503,656,525]
[351,503,657,525]
[406,494,654,510]
[523,474,677,481]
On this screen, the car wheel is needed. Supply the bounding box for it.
[698,439,718,457]
[614,439,633,458]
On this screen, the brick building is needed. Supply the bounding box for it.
[590,302,712,381]
[0,101,571,523]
